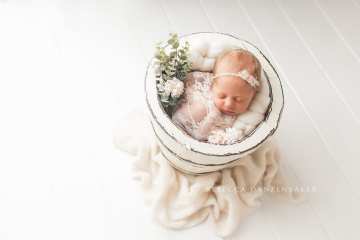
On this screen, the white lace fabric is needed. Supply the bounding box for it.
[172,71,237,142]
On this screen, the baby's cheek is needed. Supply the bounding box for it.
[214,99,223,109]
[235,101,250,114]
[235,104,246,114]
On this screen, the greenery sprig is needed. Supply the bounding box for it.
[154,33,192,116]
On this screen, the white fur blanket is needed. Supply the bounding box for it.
[113,107,304,237]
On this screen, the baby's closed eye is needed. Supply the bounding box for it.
[217,93,226,99]
[235,97,245,102]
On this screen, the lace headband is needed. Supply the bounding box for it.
[211,69,260,89]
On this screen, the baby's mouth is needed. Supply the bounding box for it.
[222,109,236,115]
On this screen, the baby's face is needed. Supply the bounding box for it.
[211,51,258,116]
[211,77,255,116]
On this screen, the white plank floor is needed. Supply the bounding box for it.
[0,0,359,239]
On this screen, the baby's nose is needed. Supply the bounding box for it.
[224,98,234,107]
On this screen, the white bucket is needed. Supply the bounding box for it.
[144,32,284,174]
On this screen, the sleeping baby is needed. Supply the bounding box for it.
[172,49,262,144]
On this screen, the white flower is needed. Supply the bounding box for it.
[157,83,165,92]
[247,77,260,88]
[224,127,240,144]
[208,129,226,144]
[163,81,173,97]
[208,128,240,144]
[163,77,184,98]
[238,70,260,88]
[239,69,250,80]
[171,80,184,98]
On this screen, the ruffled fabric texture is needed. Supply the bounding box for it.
[113,107,304,237]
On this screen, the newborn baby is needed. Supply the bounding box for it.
[172,49,262,144]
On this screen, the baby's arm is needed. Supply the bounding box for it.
[172,100,217,141]
[172,71,220,141]
[191,106,220,140]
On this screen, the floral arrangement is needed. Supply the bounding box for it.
[154,33,192,116]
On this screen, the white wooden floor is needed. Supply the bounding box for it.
[0,0,360,239]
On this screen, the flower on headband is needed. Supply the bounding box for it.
[212,69,260,89]
[238,70,259,88]
[238,69,250,80]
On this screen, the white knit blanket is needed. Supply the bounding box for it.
[113,107,304,237]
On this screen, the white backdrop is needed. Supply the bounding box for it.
[0,0,359,239]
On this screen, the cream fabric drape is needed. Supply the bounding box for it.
[113,107,304,237]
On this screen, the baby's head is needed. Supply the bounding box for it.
[211,49,262,116]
